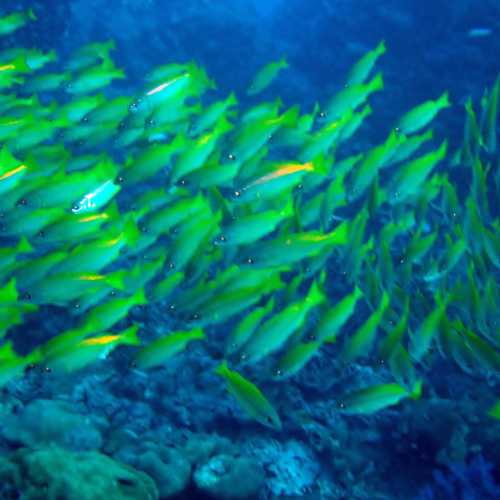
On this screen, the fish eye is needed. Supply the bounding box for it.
[44,366,52,373]
[129,360,137,368]
[319,111,326,118]
[22,292,32,301]
[17,198,28,207]
[275,369,282,377]
[233,190,241,198]
[117,176,124,183]
[110,290,117,296]
[74,303,80,309]
[168,304,176,311]
[168,262,175,270]
[227,153,236,161]
[246,257,254,265]
[38,230,45,238]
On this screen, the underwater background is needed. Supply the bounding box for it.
[0,0,499,499]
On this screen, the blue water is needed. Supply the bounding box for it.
[0,1,499,499]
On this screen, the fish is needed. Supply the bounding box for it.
[215,361,282,430]
[134,328,205,369]
[340,380,422,414]
[342,291,390,363]
[242,220,349,268]
[44,325,141,373]
[0,342,41,387]
[397,92,450,134]
[78,288,147,335]
[274,340,323,380]
[346,40,386,85]
[488,400,500,419]
[324,72,383,120]
[242,281,325,364]
[66,40,116,72]
[409,292,449,362]
[0,8,37,37]
[313,287,363,343]
[467,28,493,38]
[247,57,288,96]
[225,297,275,357]
[67,57,125,95]
[389,140,448,203]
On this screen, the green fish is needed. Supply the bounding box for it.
[274,341,323,380]
[313,287,363,343]
[66,40,116,72]
[397,91,450,134]
[0,342,41,388]
[324,72,383,120]
[389,140,448,203]
[44,325,141,373]
[243,281,325,364]
[67,57,125,95]
[190,92,238,136]
[409,292,449,362]
[225,297,275,357]
[488,400,500,420]
[243,221,349,268]
[340,380,422,414]
[215,361,282,430]
[79,288,147,335]
[346,40,386,85]
[134,328,205,369]
[342,291,390,363]
[247,57,288,96]
[0,8,37,36]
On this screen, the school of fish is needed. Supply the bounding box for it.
[0,8,498,429]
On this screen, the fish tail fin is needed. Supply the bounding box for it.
[227,92,238,107]
[377,40,386,55]
[281,105,300,127]
[279,56,289,68]
[215,360,229,377]
[371,72,384,91]
[311,153,329,175]
[121,325,141,346]
[105,269,127,291]
[439,91,451,108]
[123,217,141,247]
[409,379,423,400]
[191,328,206,340]
[437,140,448,159]
[17,236,33,254]
[28,8,37,21]
[133,287,147,306]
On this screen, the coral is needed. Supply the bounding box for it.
[0,398,103,451]
[113,440,191,498]
[135,446,192,499]
[243,438,320,497]
[0,445,158,500]
[193,454,265,500]
[416,454,500,500]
